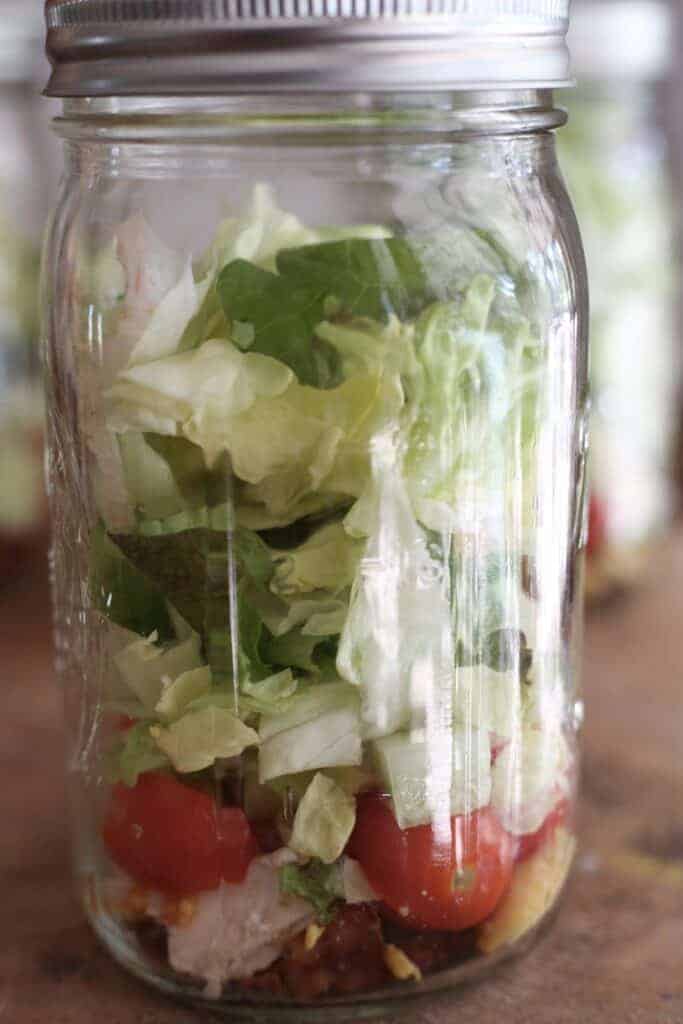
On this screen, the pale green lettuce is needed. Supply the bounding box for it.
[107,338,294,466]
[114,631,203,713]
[403,275,541,531]
[372,726,492,829]
[258,682,362,782]
[290,772,356,864]
[106,720,170,787]
[150,705,259,773]
[270,522,362,598]
[154,665,212,722]
[336,439,456,739]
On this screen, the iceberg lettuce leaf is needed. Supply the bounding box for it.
[270,522,361,598]
[105,720,170,787]
[150,705,259,774]
[155,665,212,722]
[290,772,356,864]
[114,632,203,713]
[127,261,209,366]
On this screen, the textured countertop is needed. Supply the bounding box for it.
[1,540,682,1024]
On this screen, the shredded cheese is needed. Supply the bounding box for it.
[304,922,325,951]
[383,944,423,982]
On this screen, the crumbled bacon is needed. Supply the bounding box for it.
[243,904,390,1000]
[381,917,477,975]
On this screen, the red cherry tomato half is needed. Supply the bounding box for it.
[515,798,569,864]
[103,772,260,894]
[349,794,515,932]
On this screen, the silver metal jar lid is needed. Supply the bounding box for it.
[44,0,571,96]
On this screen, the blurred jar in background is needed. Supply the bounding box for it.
[560,0,678,603]
[0,3,55,573]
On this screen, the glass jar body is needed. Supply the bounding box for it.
[43,93,587,1019]
[559,80,679,600]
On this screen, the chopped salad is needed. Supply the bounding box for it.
[86,186,575,999]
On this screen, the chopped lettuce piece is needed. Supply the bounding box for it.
[258,683,361,782]
[451,664,523,742]
[106,720,170,787]
[259,706,362,782]
[290,772,356,864]
[403,277,541,526]
[150,705,259,774]
[250,588,346,640]
[279,859,344,924]
[342,857,380,904]
[114,632,203,713]
[276,237,432,322]
[105,213,185,384]
[155,665,212,722]
[107,338,293,466]
[270,522,361,598]
[118,433,207,521]
[237,368,402,525]
[372,727,492,829]
[337,441,456,739]
[315,315,418,382]
[261,628,326,674]
[206,184,320,276]
[127,261,210,366]
[88,425,137,533]
[409,223,509,300]
[491,725,570,836]
[207,588,272,683]
[110,525,272,645]
[90,527,176,641]
[259,681,359,742]
[167,603,196,641]
[178,185,319,353]
[242,669,298,705]
[217,260,339,387]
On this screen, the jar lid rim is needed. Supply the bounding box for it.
[44,0,572,96]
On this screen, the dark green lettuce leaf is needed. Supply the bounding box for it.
[216,260,337,386]
[90,525,176,641]
[276,237,432,322]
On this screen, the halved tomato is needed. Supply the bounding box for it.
[349,794,515,932]
[103,772,260,894]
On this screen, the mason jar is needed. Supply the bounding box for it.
[0,2,55,565]
[560,0,678,602]
[43,2,586,1016]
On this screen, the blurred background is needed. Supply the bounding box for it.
[2,1,683,1019]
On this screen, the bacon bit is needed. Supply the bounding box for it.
[304,923,325,951]
[279,904,389,999]
[383,944,423,983]
[162,895,197,927]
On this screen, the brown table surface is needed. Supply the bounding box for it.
[2,537,682,1024]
